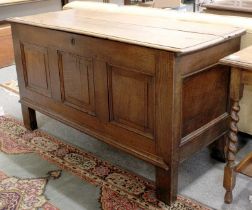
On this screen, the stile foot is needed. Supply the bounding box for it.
[21,104,38,131]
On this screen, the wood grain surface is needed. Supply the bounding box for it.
[222,46,252,204]
[10,9,244,205]
[0,24,14,68]
[8,9,245,53]
[220,45,252,70]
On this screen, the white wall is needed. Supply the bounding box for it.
[0,0,62,21]
[68,0,124,5]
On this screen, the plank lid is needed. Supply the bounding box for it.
[8,8,246,54]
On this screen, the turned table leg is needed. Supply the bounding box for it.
[223,67,242,204]
[224,100,240,203]
[21,104,38,131]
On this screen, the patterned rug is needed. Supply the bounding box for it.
[0,169,61,210]
[0,115,213,210]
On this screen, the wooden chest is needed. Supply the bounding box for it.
[9,9,245,205]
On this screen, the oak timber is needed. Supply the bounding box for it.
[8,9,245,53]
[221,46,252,204]
[9,9,245,205]
[0,24,14,68]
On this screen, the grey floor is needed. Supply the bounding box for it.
[1,65,252,210]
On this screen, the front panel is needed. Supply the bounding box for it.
[58,51,95,115]
[20,42,51,97]
[107,65,154,138]
[12,23,159,162]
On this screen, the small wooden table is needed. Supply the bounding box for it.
[221,46,252,204]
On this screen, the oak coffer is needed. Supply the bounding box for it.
[8,8,245,205]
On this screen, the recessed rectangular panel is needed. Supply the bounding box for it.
[108,65,154,137]
[182,65,229,137]
[58,51,95,115]
[21,43,51,97]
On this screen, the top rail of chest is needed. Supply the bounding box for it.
[8,9,245,54]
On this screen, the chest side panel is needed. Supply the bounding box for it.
[179,38,241,161]
[182,65,229,137]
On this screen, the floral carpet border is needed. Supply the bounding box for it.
[0,115,213,210]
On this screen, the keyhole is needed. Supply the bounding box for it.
[71,38,75,45]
